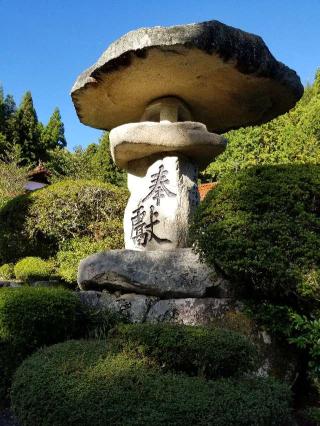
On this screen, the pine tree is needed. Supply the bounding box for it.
[93,132,126,186]
[0,89,17,160]
[0,91,16,138]
[14,91,42,164]
[0,87,4,134]
[41,107,66,151]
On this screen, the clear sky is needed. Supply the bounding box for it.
[1,0,319,150]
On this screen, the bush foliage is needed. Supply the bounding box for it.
[191,164,320,302]
[47,132,126,187]
[205,70,320,180]
[0,287,84,405]
[14,257,55,283]
[0,263,14,280]
[109,323,258,379]
[57,234,123,284]
[26,179,127,244]
[11,340,292,426]
[0,179,127,264]
[0,287,82,350]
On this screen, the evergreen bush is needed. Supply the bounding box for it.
[0,263,14,280]
[26,179,127,245]
[0,179,127,263]
[191,164,320,302]
[109,323,258,379]
[11,340,292,426]
[0,287,84,406]
[0,287,82,350]
[57,234,123,285]
[204,70,320,181]
[14,257,55,283]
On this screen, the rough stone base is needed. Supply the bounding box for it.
[0,281,23,288]
[79,290,234,325]
[79,290,298,383]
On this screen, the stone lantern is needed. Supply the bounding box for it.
[72,20,302,252]
[72,20,302,300]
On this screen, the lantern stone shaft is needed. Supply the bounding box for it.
[109,97,226,251]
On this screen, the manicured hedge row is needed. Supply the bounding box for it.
[109,323,258,379]
[11,340,293,426]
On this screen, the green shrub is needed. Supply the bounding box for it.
[11,340,292,426]
[0,287,85,406]
[109,323,258,379]
[297,407,320,425]
[82,306,126,340]
[57,234,122,284]
[0,263,14,280]
[191,164,320,301]
[0,194,40,264]
[27,179,127,246]
[0,287,83,350]
[204,70,320,181]
[14,257,55,283]
[0,195,11,210]
[0,179,128,264]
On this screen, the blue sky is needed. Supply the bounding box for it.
[1,0,319,150]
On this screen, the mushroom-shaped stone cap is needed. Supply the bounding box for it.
[71,20,303,133]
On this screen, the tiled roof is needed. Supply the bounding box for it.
[198,183,217,201]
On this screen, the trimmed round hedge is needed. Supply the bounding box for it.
[0,287,85,407]
[14,257,55,283]
[0,287,82,350]
[109,323,258,379]
[0,263,14,280]
[11,340,293,426]
[190,164,320,301]
[0,179,128,264]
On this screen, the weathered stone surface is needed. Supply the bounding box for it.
[78,248,229,297]
[79,291,154,323]
[110,121,226,171]
[0,281,23,288]
[78,291,297,382]
[31,280,61,287]
[79,291,159,323]
[71,20,303,133]
[78,290,102,309]
[78,291,232,325]
[78,291,298,382]
[124,156,199,250]
[146,297,233,325]
[100,292,158,323]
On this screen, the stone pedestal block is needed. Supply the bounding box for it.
[78,248,230,298]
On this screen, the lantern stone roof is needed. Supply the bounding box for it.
[71,19,303,133]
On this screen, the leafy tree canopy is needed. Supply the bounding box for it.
[46,132,126,187]
[205,69,320,180]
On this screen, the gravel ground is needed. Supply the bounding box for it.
[0,410,20,426]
